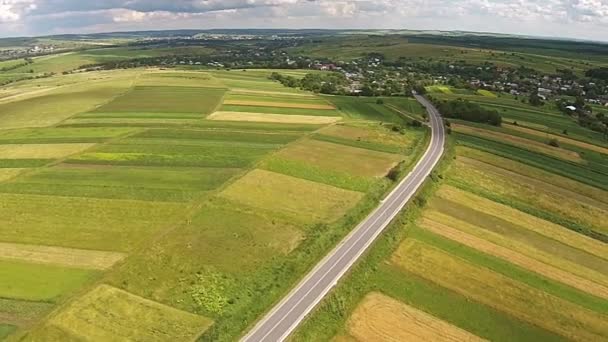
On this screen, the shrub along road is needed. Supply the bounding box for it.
[241,94,446,342]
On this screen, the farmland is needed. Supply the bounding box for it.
[294,84,608,342]
[0,65,429,341]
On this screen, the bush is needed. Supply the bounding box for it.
[376,98,384,105]
[548,138,560,147]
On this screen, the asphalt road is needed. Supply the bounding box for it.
[241,94,445,342]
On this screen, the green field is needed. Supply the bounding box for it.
[0,65,431,341]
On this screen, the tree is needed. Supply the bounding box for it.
[529,92,543,106]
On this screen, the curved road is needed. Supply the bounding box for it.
[242,94,445,342]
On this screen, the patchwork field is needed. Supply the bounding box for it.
[294,92,608,342]
[0,66,429,341]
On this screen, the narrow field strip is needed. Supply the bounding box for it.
[37,285,213,341]
[208,111,341,124]
[420,218,608,300]
[436,186,608,261]
[346,292,487,342]
[504,123,608,155]
[456,147,608,205]
[275,139,403,178]
[449,158,608,234]
[219,169,363,224]
[229,88,316,97]
[452,123,583,163]
[0,143,95,159]
[424,208,608,288]
[392,239,608,341]
[223,100,335,110]
[0,242,125,270]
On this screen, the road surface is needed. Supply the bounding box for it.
[241,94,445,342]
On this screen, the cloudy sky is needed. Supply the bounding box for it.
[1,0,607,42]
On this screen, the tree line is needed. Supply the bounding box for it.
[430,97,502,126]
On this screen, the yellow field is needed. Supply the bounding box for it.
[346,292,486,342]
[423,209,608,290]
[420,218,608,299]
[456,146,608,205]
[275,139,403,178]
[0,144,95,159]
[219,169,363,223]
[207,111,340,124]
[135,71,226,88]
[223,100,335,110]
[0,242,125,270]
[452,124,583,163]
[450,157,608,233]
[392,239,608,341]
[36,285,212,341]
[435,186,608,261]
[504,123,608,155]
[0,169,25,182]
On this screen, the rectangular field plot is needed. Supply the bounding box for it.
[419,218,608,300]
[315,123,421,154]
[456,146,608,205]
[391,239,608,341]
[274,139,403,178]
[434,186,608,263]
[448,156,608,235]
[453,124,583,163]
[0,165,240,202]
[208,111,340,125]
[93,86,225,114]
[0,242,125,270]
[220,104,341,117]
[136,71,225,88]
[219,169,363,224]
[344,292,486,342]
[503,123,608,155]
[67,141,275,168]
[325,96,406,123]
[0,127,134,144]
[0,194,187,252]
[0,143,95,159]
[223,100,335,110]
[107,203,303,314]
[224,92,328,105]
[0,169,24,182]
[34,285,213,342]
[0,259,98,302]
[132,128,300,145]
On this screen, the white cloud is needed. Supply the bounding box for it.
[1,0,607,41]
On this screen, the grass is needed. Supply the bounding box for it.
[504,123,608,155]
[29,285,213,341]
[136,71,224,88]
[456,146,608,205]
[316,123,420,154]
[0,193,188,252]
[220,104,340,117]
[260,157,377,192]
[0,168,24,182]
[107,201,303,317]
[132,128,300,145]
[420,218,608,301]
[455,133,608,190]
[207,111,340,124]
[0,259,98,302]
[0,159,51,168]
[0,75,135,129]
[0,165,240,202]
[224,92,328,105]
[93,86,225,114]
[68,143,275,168]
[274,139,403,178]
[0,143,95,159]
[219,169,364,224]
[0,242,124,271]
[325,96,406,123]
[435,185,608,259]
[452,123,583,163]
[0,127,134,144]
[0,324,16,340]
[448,157,608,235]
[223,100,335,110]
[391,238,608,341]
[477,89,497,97]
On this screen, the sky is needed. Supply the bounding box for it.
[1,0,607,42]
